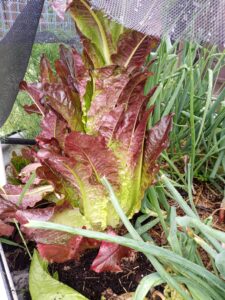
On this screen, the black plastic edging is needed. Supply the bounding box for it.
[0,138,36,146]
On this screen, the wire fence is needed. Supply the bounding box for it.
[0,0,75,41]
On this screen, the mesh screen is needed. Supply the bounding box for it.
[91,0,225,46]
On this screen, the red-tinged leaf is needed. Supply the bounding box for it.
[0,220,14,237]
[36,165,62,189]
[69,1,126,67]
[90,67,129,117]
[94,66,117,82]
[219,200,225,223]
[115,78,156,144]
[98,74,154,143]
[98,105,125,141]
[0,198,16,221]
[71,47,90,99]
[55,59,73,88]
[98,79,156,143]
[23,104,42,115]
[117,71,151,106]
[16,207,55,225]
[141,115,173,192]
[128,107,155,169]
[44,83,84,132]
[16,207,59,243]
[144,114,173,167]
[31,158,110,229]
[36,110,68,149]
[119,108,155,218]
[37,110,57,139]
[37,139,62,155]
[19,163,42,184]
[0,184,54,209]
[81,35,105,68]
[55,45,76,89]
[37,242,72,263]
[16,207,70,246]
[127,82,157,108]
[40,55,57,84]
[52,0,73,19]
[0,198,16,239]
[87,68,130,132]
[20,81,45,115]
[219,210,225,223]
[111,31,159,71]
[56,45,90,99]
[35,164,79,206]
[36,150,76,185]
[65,132,118,184]
[37,150,92,190]
[114,96,149,149]
[91,230,133,273]
[35,159,109,229]
[37,235,100,263]
[21,148,36,163]
[16,204,91,246]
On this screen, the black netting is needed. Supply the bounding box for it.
[0,0,81,128]
[0,0,46,127]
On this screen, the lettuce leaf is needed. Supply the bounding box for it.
[0,184,54,209]
[65,131,119,185]
[69,0,114,66]
[29,250,88,300]
[0,0,172,269]
[37,235,99,263]
[0,220,14,237]
[91,230,133,273]
[111,31,159,71]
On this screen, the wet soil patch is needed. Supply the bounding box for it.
[49,249,154,300]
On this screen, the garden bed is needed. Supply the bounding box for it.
[2,181,224,300]
[4,240,154,300]
[0,1,225,299]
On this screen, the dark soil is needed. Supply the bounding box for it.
[3,243,33,300]
[4,243,154,300]
[4,244,32,272]
[49,249,154,300]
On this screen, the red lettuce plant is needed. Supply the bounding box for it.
[0,0,172,270]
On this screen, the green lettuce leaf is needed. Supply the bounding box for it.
[69,0,112,66]
[29,250,88,300]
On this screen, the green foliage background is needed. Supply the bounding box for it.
[0,43,59,138]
